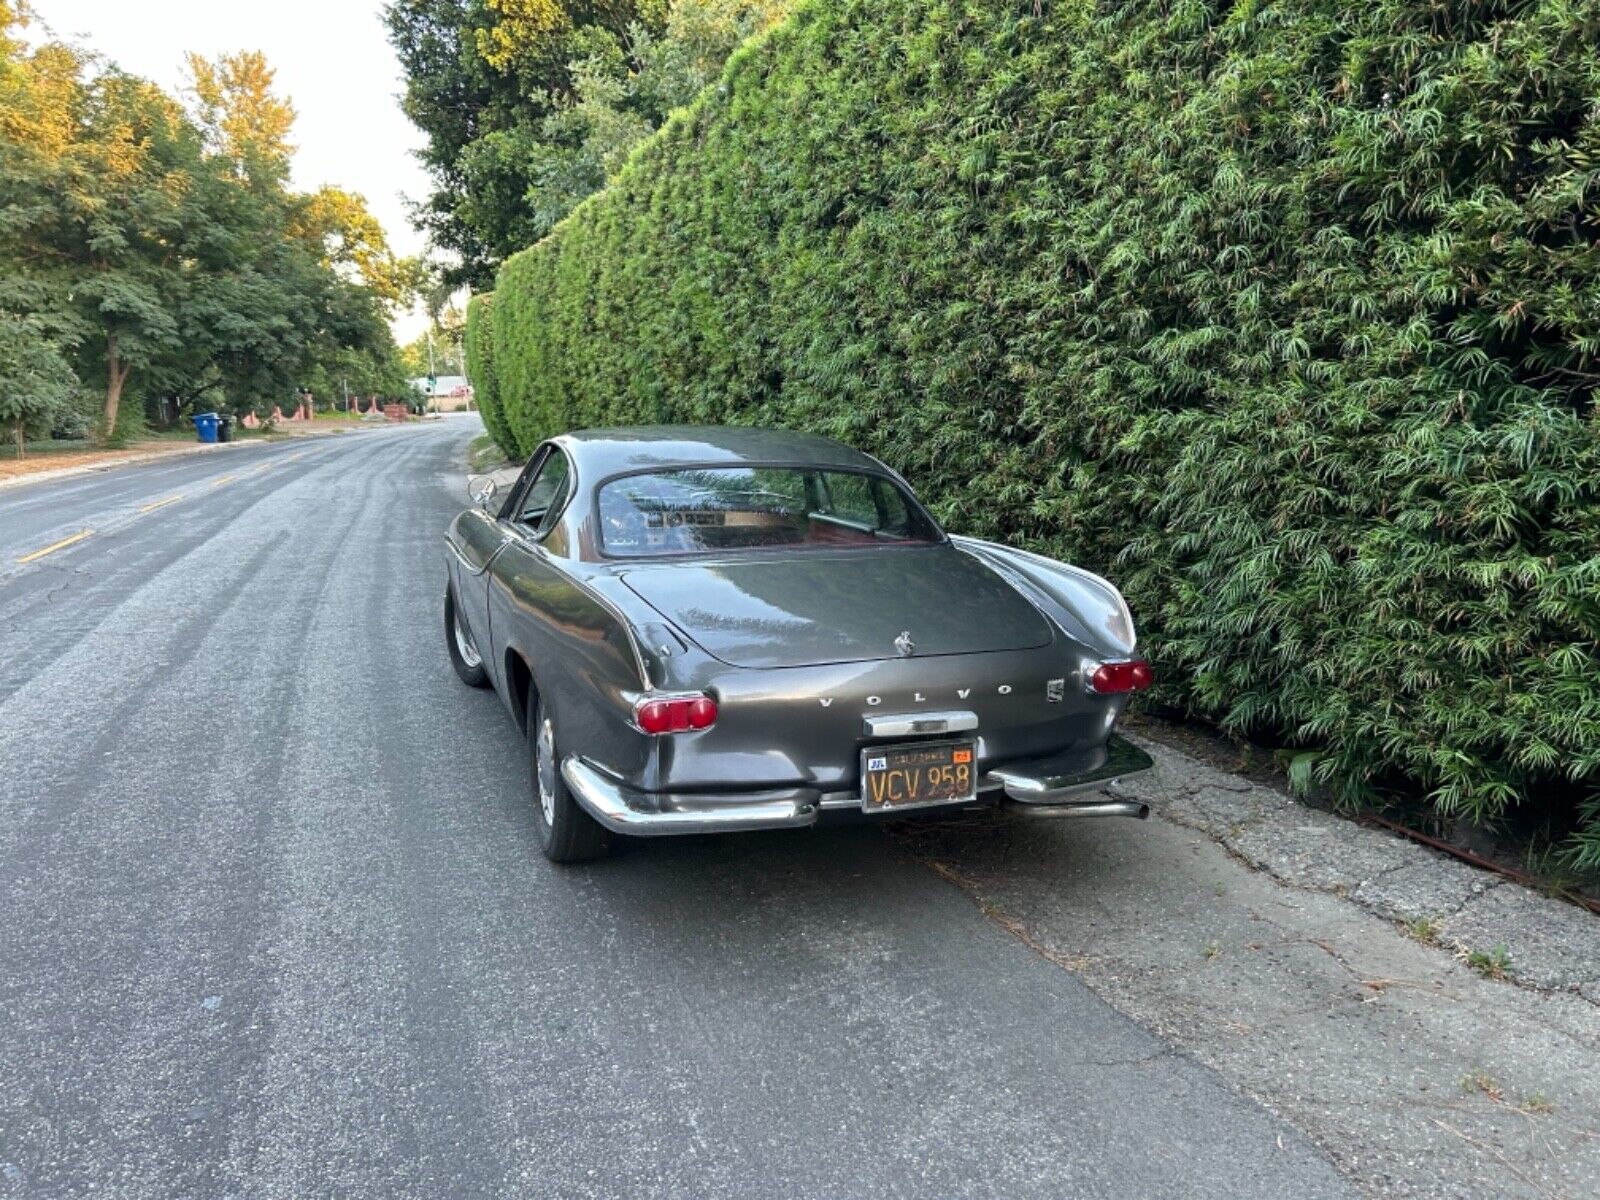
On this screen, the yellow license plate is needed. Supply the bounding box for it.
[860,741,977,811]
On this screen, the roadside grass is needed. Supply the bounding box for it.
[1,420,356,481]
[3,429,197,461]
[1460,1070,1556,1116]
[1,433,211,481]
[1461,1070,1503,1102]
[1401,918,1514,981]
[2,439,90,460]
[1462,944,1514,981]
[468,432,510,473]
[1403,915,1443,947]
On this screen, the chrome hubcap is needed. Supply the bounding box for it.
[453,605,481,668]
[536,715,556,826]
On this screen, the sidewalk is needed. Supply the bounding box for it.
[0,421,386,493]
[895,733,1600,1199]
[0,440,249,491]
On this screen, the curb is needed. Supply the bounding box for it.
[0,440,254,493]
[0,425,382,494]
[1113,732,1600,1006]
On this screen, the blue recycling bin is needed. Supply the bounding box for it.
[192,412,220,443]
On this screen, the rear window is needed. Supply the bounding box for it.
[597,466,942,558]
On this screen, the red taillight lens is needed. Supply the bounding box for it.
[634,694,718,734]
[1088,659,1153,695]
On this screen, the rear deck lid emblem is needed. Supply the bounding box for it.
[895,631,915,657]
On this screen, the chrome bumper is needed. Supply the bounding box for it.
[561,733,1154,837]
[561,757,821,836]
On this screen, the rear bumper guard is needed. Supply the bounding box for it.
[986,734,1154,819]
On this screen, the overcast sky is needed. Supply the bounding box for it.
[28,0,438,340]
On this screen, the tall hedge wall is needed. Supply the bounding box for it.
[481,0,1600,853]
[464,292,518,459]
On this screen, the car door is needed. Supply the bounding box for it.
[484,444,575,704]
[451,448,552,693]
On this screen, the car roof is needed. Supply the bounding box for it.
[555,425,885,477]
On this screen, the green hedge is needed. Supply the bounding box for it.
[464,292,519,459]
[480,0,1600,856]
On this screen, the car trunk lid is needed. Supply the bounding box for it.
[620,546,1054,669]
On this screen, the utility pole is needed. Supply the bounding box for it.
[426,330,438,414]
[342,377,349,413]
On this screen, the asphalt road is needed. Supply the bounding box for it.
[0,418,1354,1199]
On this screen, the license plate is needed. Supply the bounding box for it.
[860,740,977,812]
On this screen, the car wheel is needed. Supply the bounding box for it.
[530,696,612,863]
[445,585,489,688]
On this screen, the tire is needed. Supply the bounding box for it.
[445,584,489,688]
[530,695,612,863]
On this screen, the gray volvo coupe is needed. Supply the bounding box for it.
[444,426,1154,861]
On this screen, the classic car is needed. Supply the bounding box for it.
[444,426,1154,862]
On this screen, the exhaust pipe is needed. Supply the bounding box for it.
[1008,799,1150,820]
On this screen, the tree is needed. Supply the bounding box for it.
[0,310,75,454]
[295,185,420,308]
[520,1,787,231]
[386,0,790,287]
[0,20,420,441]
[399,308,466,380]
[49,71,196,439]
[0,2,88,440]
[185,50,295,185]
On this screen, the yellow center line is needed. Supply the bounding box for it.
[16,529,94,565]
[138,494,184,514]
[209,474,237,488]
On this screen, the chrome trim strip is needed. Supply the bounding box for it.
[621,689,714,735]
[862,709,978,737]
[561,756,819,836]
[817,792,862,810]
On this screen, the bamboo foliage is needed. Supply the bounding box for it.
[465,293,517,456]
[475,0,1600,860]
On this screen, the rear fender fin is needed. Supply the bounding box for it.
[950,536,1137,659]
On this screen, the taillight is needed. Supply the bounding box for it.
[634,694,718,734]
[1087,659,1153,695]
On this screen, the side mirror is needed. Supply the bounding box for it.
[468,475,498,510]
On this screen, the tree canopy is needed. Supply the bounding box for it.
[0,2,417,444]
[384,0,787,289]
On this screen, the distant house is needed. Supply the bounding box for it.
[409,375,474,412]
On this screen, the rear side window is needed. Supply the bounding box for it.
[598,466,941,558]
[823,473,916,537]
[517,450,571,531]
